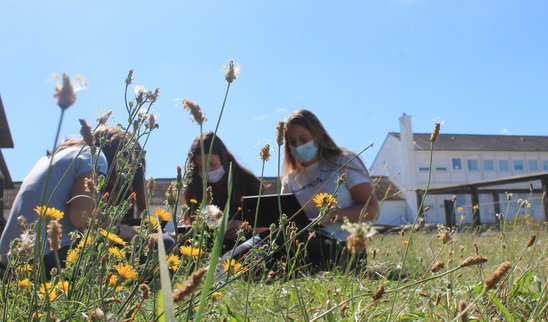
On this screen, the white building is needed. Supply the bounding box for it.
[371,114,548,225]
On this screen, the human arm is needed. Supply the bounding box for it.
[68,171,137,240]
[322,181,378,224]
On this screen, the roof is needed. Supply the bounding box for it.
[0,95,14,148]
[389,132,548,152]
[0,151,13,188]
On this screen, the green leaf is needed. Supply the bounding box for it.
[512,270,534,296]
[156,289,164,322]
[487,291,514,322]
[194,164,233,321]
[472,283,483,295]
[156,224,175,321]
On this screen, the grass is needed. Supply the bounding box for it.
[0,66,546,321]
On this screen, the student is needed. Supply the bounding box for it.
[0,127,146,271]
[223,110,378,271]
[184,132,262,243]
[280,109,379,268]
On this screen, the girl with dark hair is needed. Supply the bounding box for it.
[184,132,262,242]
[0,126,146,270]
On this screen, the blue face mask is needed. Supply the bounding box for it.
[290,140,318,163]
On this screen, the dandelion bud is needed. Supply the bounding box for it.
[485,261,511,291]
[423,207,430,212]
[166,183,177,207]
[97,110,112,125]
[438,232,451,244]
[459,255,488,268]
[431,261,445,272]
[506,192,512,201]
[17,216,28,230]
[79,119,95,146]
[276,121,286,146]
[225,60,237,83]
[182,99,206,125]
[458,300,468,322]
[54,73,77,110]
[146,114,159,130]
[90,307,106,320]
[146,177,156,197]
[206,186,213,205]
[125,303,141,320]
[526,234,536,248]
[451,195,457,202]
[172,267,207,302]
[260,144,271,161]
[47,220,62,252]
[84,177,96,193]
[347,231,367,254]
[126,68,134,85]
[434,293,441,306]
[430,123,440,142]
[139,284,150,299]
[372,285,384,302]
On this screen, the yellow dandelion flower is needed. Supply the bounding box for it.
[167,254,181,271]
[31,313,42,319]
[18,278,33,289]
[312,193,338,209]
[55,281,69,293]
[19,264,32,272]
[99,229,127,246]
[154,208,172,222]
[402,240,409,244]
[460,214,465,220]
[34,206,64,220]
[190,199,198,204]
[115,263,138,280]
[212,292,223,300]
[77,236,95,248]
[179,245,203,258]
[457,207,464,213]
[108,274,118,286]
[38,283,58,302]
[115,286,125,292]
[145,216,160,230]
[221,259,247,276]
[65,248,80,267]
[108,247,126,259]
[472,204,479,211]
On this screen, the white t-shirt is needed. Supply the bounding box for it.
[281,151,371,241]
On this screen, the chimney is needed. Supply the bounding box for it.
[398,113,418,223]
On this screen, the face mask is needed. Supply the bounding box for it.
[290,140,318,163]
[207,166,225,183]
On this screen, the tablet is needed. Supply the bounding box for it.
[240,193,311,230]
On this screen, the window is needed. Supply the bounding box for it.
[514,160,524,171]
[484,160,494,171]
[436,167,447,171]
[544,160,548,171]
[467,159,479,171]
[528,160,538,171]
[452,158,462,170]
[499,160,509,171]
[419,167,430,172]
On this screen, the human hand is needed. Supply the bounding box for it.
[225,219,243,240]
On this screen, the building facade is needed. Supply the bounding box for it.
[371,114,548,225]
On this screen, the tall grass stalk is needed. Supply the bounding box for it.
[194,164,232,321]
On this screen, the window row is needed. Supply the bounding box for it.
[449,158,548,172]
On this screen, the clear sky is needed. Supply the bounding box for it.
[1,0,547,182]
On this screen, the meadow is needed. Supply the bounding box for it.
[0,64,546,321]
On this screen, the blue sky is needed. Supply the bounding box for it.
[1,0,547,181]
